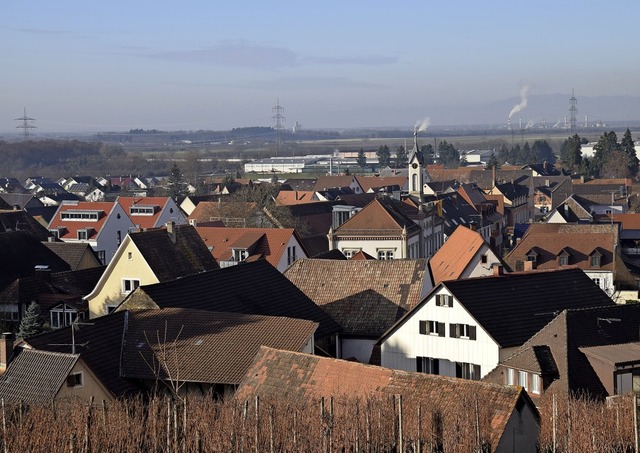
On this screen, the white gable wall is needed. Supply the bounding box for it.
[154,199,188,227]
[464,243,502,279]
[276,235,309,272]
[381,287,501,379]
[341,338,376,363]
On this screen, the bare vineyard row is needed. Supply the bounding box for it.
[0,393,637,452]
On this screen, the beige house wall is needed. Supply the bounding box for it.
[55,360,114,403]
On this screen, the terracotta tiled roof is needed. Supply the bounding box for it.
[602,213,640,230]
[121,260,341,340]
[116,197,174,229]
[236,346,538,449]
[48,201,119,240]
[356,176,407,193]
[349,250,376,260]
[0,349,79,404]
[284,258,429,337]
[274,190,319,205]
[195,227,300,269]
[188,201,258,224]
[504,223,620,273]
[335,197,421,237]
[121,308,317,385]
[430,225,487,284]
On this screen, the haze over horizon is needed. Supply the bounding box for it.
[2,1,640,134]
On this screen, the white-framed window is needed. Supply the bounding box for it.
[450,323,477,340]
[518,370,528,390]
[592,277,601,288]
[50,304,82,329]
[342,249,360,259]
[558,255,569,266]
[121,279,140,295]
[67,372,84,388]
[96,250,106,265]
[530,373,541,394]
[377,249,394,260]
[456,362,481,380]
[0,305,19,322]
[506,368,515,385]
[77,229,88,240]
[435,294,452,307]
[232,249,248,262]
[416,356,439,374]
[419,320,445,336]
[590,256,601,268]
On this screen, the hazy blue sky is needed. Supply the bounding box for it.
[2,1,639,133]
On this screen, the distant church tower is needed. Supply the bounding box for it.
[408,128,425,198]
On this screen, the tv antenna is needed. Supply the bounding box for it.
[49,319,94,354]
[14,108,36,140]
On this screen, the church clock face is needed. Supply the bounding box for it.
[411,163,418,169]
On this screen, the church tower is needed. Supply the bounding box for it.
[408,128,425,198]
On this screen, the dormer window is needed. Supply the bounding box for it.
[590,249,603,268]
[60,210,101,221]
[77,228,93,240]
[526,251,538,264]
[232,249,248,262]
[558,248,571,266]
[129,205,157,216]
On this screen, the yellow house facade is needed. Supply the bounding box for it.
[84,235,159,318]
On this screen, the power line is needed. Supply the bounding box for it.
[272,99,285,157]
[14,107,36,140]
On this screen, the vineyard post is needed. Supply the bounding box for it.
[241,400,248,453]
[254,396,259,453]
[397,394,403,453]
[552,394,556,453]
[166,399,171,453]
[320,397,325,453]
[85,396,94,453]
[1,398,6,453]
[634,394,638,453]
[268,405,274,453]
[101,400,107,428]
[329,396,334,453]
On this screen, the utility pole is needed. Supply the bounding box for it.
[569,89,578,134]
[272,99,285,158]
[15,108,36,140]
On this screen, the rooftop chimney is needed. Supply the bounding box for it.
[492,263,504,276]
[0,333,14,372]
[166,221,177,244]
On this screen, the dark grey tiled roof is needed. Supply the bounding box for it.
[0,349,78,404]
[124,260,341,340]
[43,242,100,270]
[129,225,219,281]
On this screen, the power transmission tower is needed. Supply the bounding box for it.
[272,99,285,157]
[15,108,36,140]
[569,89,578,134]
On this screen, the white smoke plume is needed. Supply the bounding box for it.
[415,117,431,132]
[508,84,531,119]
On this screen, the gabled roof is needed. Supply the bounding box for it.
[116,196,177,229]
[0,231,71,291]
[0,349,80,404]
[504,223,622,274]
[356,176,407,193]
[129,224,219,281]
[350,250,376,260]
[120,259,341,340]
[195,227,302,269]
[0,209,52,240]
[264,200,343,237]
[284,258,429,337]
[48,201,123,241]
[495,181,530,201]
[438,192,487,236]
[236,346,539,449]
[43,241,101,270]
[571,184,628,206]
[380,268,615,350]
[334,197,421,237]
[493,304,640,398]
[274,190,319,205]
[120,308,317,385]
[430,225,489,284]
[188,201,258,225]
[312,176,359,192]
[551,195,593,222]
[24,311,142,397]
[0,265,105,308]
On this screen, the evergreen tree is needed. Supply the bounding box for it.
[532,139,555,165]
[376,145,391,168]
[592,131,620,178]
[395,145,408,168]
[522,142,533,164]
[167,163,188,198]
[560,134,582,171]
[437,141,460,168]
[621,129,639,177]
[17,302,45,339]
[356,148,367,170]
[421,144,434,163]
[485,152,500,170]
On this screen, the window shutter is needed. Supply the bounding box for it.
[436,294,442,306]
[437,322,445,337]
[416,357,423,373]
[455,362,462,378]
[447,295,453,307]
[450,323,458,338]
[419,321,427,335]
[473,364,481,380]
[433,359,440,375]
[469,325,477,340]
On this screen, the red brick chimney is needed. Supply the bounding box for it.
[0,333,15,373]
